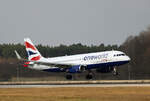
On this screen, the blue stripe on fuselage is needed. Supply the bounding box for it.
[85,60,129,70]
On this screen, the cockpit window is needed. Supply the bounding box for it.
[114,54,125,57]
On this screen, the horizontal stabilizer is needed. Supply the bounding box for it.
[14,50,21,60]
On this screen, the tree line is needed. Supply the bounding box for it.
[0,43,118,58]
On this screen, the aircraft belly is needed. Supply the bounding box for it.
[86,60,130,69]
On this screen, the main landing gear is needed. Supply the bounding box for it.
[66,74,73,80]
[66,71,95,80]
[65,67,119,80]
[86,73,93,80]
[86,70,94,80]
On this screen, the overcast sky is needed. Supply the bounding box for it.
[0,0,150,46]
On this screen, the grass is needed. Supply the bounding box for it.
[0,87,150,101]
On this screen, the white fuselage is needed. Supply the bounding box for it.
[29,50,130,70]
[46,51,128,65]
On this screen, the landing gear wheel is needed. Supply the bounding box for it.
[66,74,72,80]
[113,71,119,76]
[86,70,95,80]
[86,74,93,80]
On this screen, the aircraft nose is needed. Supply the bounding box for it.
[126,56,131,61]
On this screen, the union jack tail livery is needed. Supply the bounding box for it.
[24,38,42,61]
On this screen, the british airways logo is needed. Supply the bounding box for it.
[28,51,37,56]
[83,53,108,61]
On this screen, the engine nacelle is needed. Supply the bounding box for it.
[68,65,84,73]
[96,67,113,73]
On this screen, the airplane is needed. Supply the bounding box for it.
[15,38,131,80]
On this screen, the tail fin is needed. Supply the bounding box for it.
[24,38,42,61]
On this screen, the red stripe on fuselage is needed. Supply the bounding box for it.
[31,55,41,61]
[25,42,36,51]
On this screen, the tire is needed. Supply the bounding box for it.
[66,74,72,80]
[86,74,93,80]
[113,72,119,76]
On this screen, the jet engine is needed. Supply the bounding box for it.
[67,65,85,73]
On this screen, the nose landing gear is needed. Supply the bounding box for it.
[113,67,119,76]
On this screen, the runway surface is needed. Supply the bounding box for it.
[0,84,150,88]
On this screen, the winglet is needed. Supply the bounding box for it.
[14,50,22,60]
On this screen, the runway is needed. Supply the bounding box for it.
[0,84,150,88]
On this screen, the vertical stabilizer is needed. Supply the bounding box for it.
[24,38,42,61]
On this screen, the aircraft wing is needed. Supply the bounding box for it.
[15,50,85,68]
[14,50,29,62]
[30,60,73,68]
